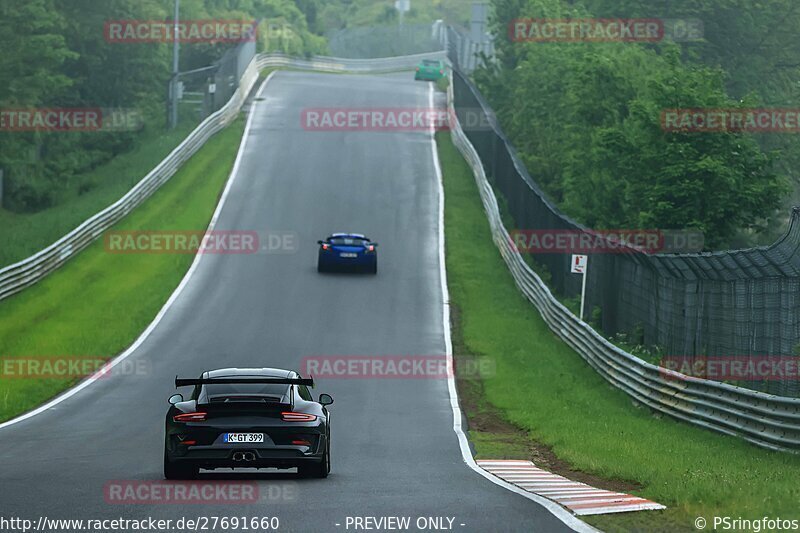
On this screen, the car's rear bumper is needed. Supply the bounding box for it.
[167,448,324,469]
[165,419,328,467]
[319,253,377,271]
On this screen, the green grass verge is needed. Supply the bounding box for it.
[437,130,800,532]
[0,118,199,268]
[0,118,245,422]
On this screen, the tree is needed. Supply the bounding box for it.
[474,0,788,249]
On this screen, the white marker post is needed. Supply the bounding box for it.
[571,254,588,321]
[208,82,216,111]
[394,0,410,26]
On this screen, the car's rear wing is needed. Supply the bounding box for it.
[175,376,314,388]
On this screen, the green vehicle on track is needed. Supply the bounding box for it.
[414,58,446,81]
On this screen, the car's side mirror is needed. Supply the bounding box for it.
[318,393,334,406]
[168,393,183,405]
[317,240,324,245]
[372,243,379,247]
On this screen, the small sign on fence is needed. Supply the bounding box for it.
[570,254,587,274]
[571,254,588,320]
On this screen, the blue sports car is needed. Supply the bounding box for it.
[317,233,378,274]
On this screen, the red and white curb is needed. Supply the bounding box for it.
[477,460,665,516]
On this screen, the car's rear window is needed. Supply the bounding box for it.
[330,237,367,246]
[202,382,289,400]
[422,60,440,66]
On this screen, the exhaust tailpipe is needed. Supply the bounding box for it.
[232,451,256,462]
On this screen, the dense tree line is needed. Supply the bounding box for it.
[0,0,324,212]
[476,0,793,248]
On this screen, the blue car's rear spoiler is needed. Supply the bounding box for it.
[175,377,314,388]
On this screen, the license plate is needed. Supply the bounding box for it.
[340,253,357,258]
[223,433,264,443]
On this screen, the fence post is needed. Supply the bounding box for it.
[0,168,4,209]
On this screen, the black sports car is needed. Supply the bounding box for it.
[164,367,333,479]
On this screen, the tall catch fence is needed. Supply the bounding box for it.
[450,67,800,398]
[440,23,493,73]
[207,37,257,115]
[448,69,800,452]
[327,24,440,58]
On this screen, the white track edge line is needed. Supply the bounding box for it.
[573,504,666,516]
[428,83,598,533]
[0,72,278,432]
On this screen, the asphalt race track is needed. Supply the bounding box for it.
[0,71,577,532]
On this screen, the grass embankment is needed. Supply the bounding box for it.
[437,130,800,532]
[0,119,200,268]
[0,118,245,422]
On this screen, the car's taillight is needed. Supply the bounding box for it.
[292,439,311,446]
[367,245,375,253]
[439,69,444,75]
[173,412,207,422]
[416,67,420,71]
[322,243,331,251]
[281,412,317,422]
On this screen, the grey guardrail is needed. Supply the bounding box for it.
[445,74,800,453]
[258,51,448,74]
[0,51,448,303]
